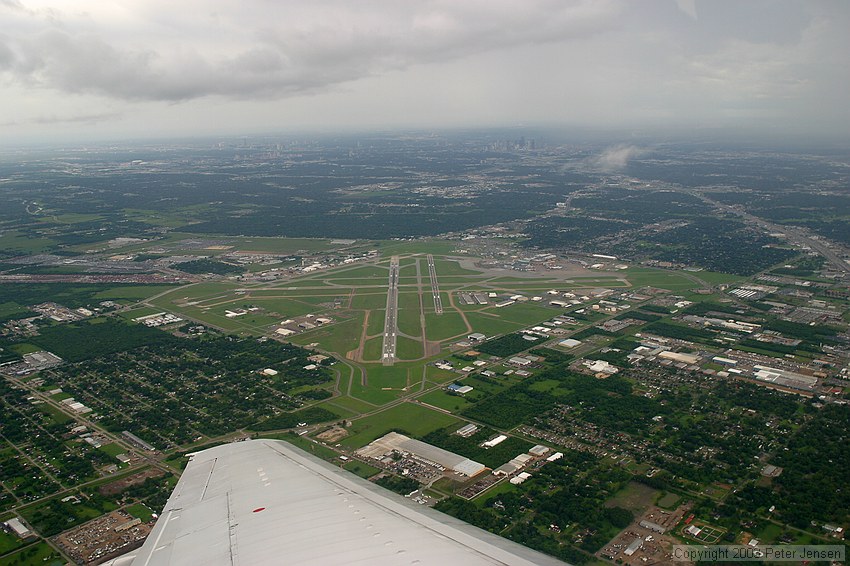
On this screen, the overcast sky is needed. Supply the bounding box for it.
[1,0,848,142]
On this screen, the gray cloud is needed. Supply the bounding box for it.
[0,1,848,140]
[2,1,621,102]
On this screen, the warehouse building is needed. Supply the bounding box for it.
[356,433,486,477]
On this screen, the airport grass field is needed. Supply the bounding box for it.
[143,246,702,417]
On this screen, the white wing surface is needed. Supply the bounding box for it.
[113,439,569,566]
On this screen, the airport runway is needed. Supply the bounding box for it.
[381,256,400,365]
[427,254,443,315]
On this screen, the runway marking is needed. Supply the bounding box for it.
[381,256,400,365]
[427,254,443,315]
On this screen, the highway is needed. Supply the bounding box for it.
[381,256,400,364]
[695,191,850,275]
[427,254,443,314]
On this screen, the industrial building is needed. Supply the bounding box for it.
[455,423,478,437]
[752,365,818,391]
[3,517,32,539]
[639,520,666,534]
[356,432,486,477]
[447,383,473,395]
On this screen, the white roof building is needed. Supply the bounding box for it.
[3,518,31,539]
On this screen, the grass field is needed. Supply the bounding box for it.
[325,265,388,279]
[424,311,469,341]
[395,335,423,360]
[362,365,414,390]
[244,297,324,318]
[349,382,402,405]
[396,292,423,337]
[289,312,364,354]
[230,236,336,253]
[605,482,660,514]
[464,311,526,337]
[417,389,471,412]
[0,302,28,320]
[425,364,460,384]
[657,491,681,509]
[38,403,73,425]
[9,343,42,355]
[98,443,127,458]
[377,240,460,256]
[362,337,384,361]
[0,542,62,566]
[365,309,386,335]
[350,292,389,310]
[340,403,459,448]
[126,503,155,522]
[0,531,24,557]
[343,460,381,479]
[489,302,556,326]
[623,268,698,290]
[0,231,56,253]
[433,258,481,276]
[321,393,377,413]
[271,433,341,461]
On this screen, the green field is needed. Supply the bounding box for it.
[321,393,377,414]
[230,236,336,253]
[325,265,388,279]
[290,313,364,354]
[98,443,127,458]
[623,268,699,290]
[350,292,389,310]
[395,335,423,360]
[343,460,381,479]
[0,531,24,558]
[362,337,384,361]
[363,365,415,390]
[464,311,526,336]
[340,403,459,448]
[0,231,56,253]
[0,542,63,566]
[37,403,73,425]
[424,310,469,341]
[433,258,482,276]
[126,503,155,522]
[396,292,423,337]
[489,302,556,326]
[418,389,471,412]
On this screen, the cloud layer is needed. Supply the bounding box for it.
[0,0,848,140]
[1,1,620,101]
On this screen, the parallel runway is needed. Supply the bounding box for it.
[381,256,400,364]
[427,254,443,315]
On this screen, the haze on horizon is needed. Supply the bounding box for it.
[1,0,848,144]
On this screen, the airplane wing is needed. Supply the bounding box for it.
[107,438,570,565]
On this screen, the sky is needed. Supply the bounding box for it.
[1,0,848,142]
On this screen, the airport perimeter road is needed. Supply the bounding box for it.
[427,254,443,315]
[382,256,400,365]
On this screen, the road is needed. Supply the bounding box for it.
[426,254,443,314]
[381,256,400,365]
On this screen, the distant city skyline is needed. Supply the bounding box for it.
[1,0,848,143]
